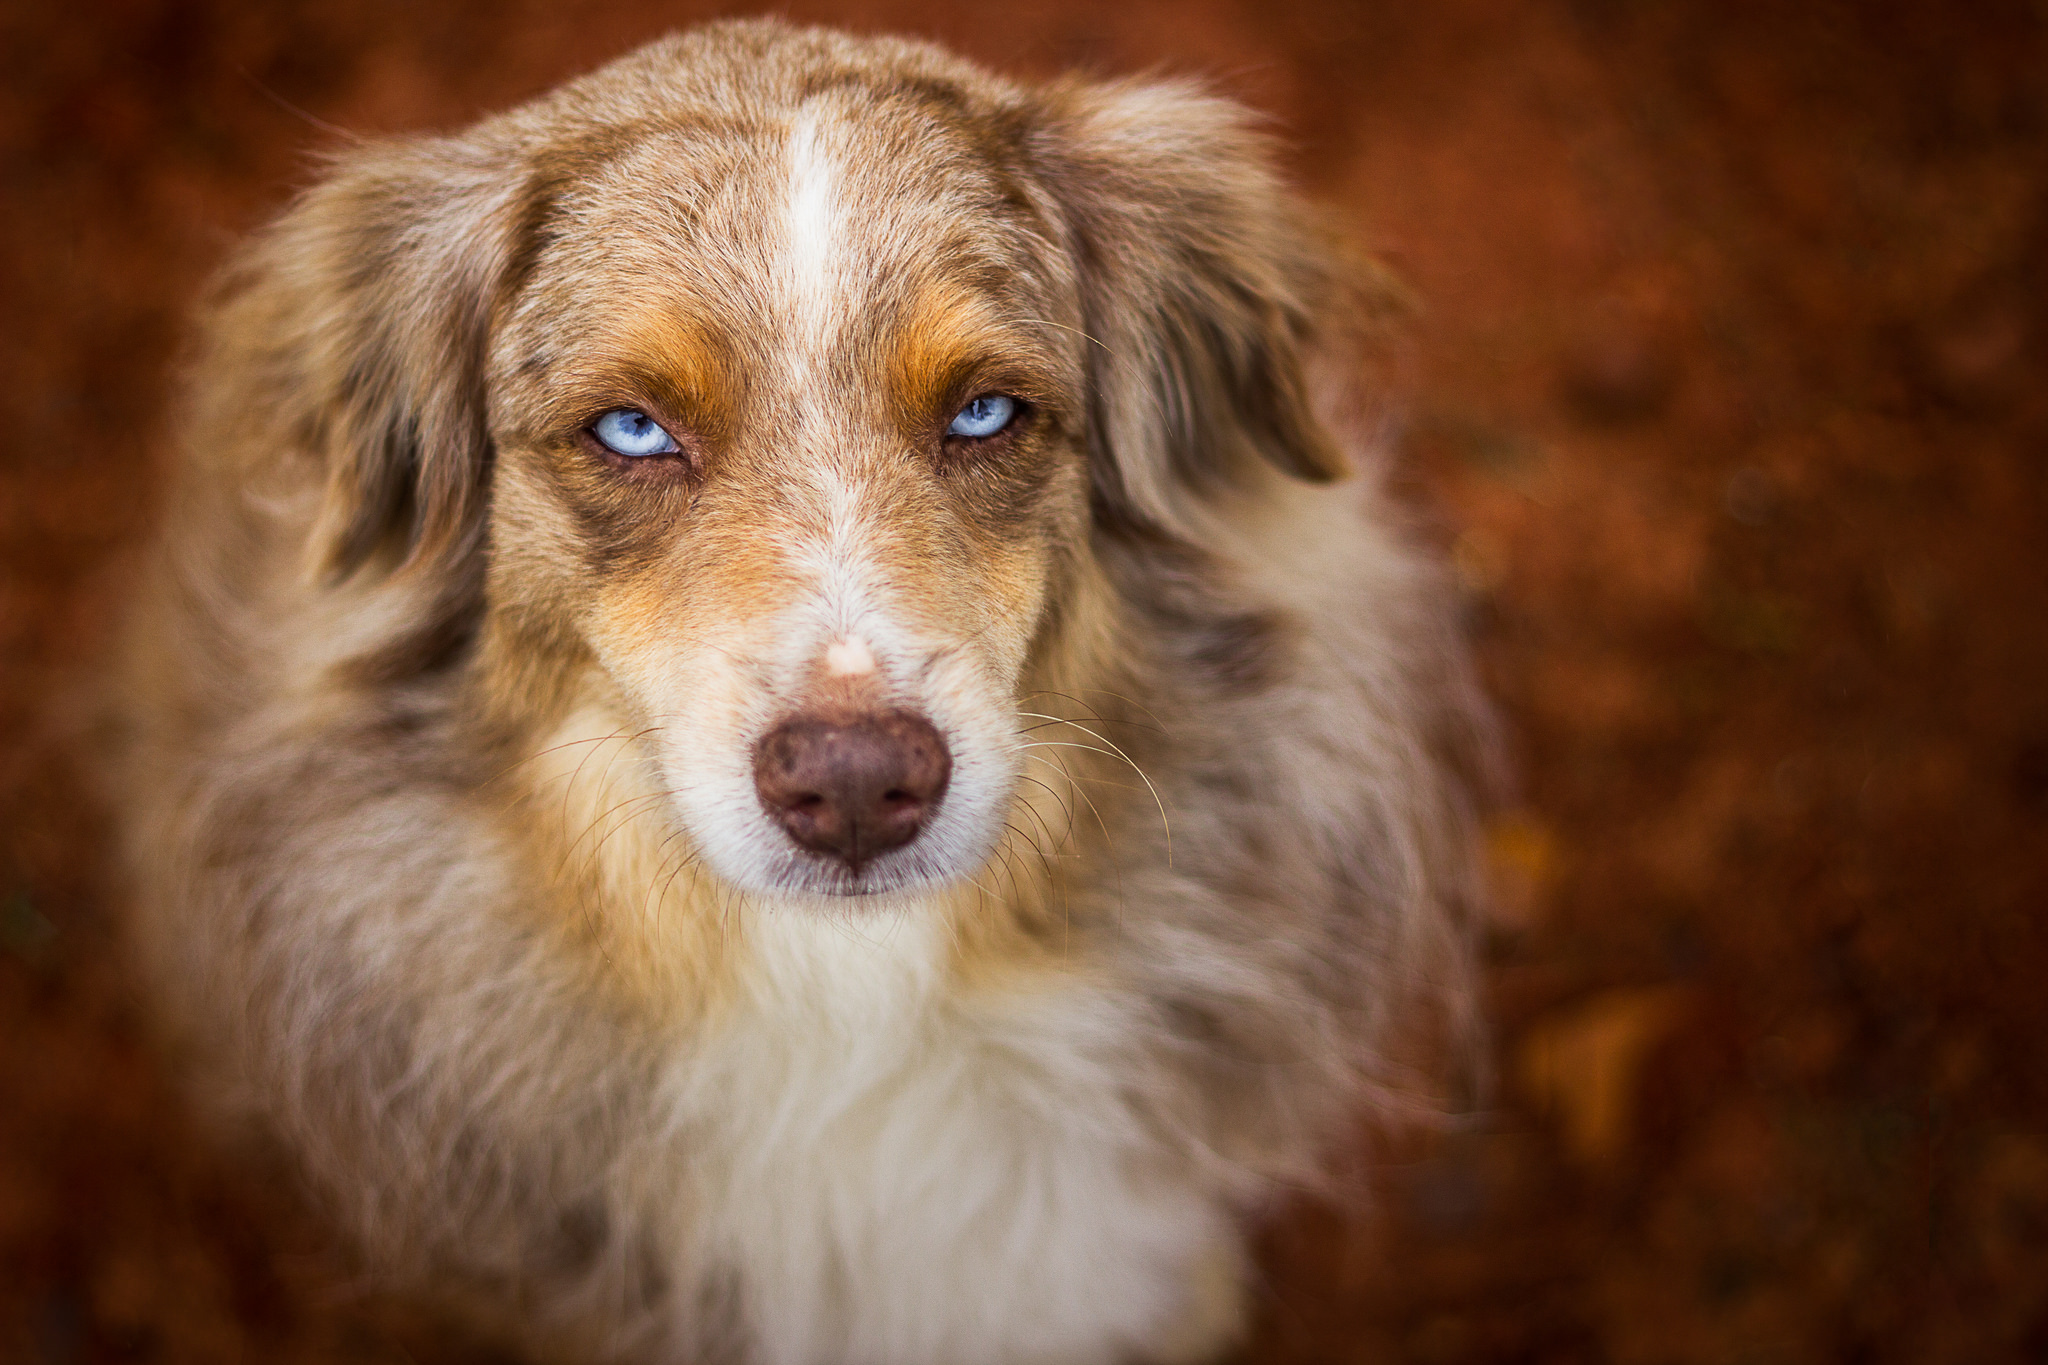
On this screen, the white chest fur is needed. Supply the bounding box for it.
[663,904,1242,1365]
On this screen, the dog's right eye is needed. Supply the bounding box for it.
[947,394,1017,440]
[592,409,681,457]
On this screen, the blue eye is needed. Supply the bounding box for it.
[592,408,680,457]
[947,394,1017,439]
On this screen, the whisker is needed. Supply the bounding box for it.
[1011,776,1072,852]
[1006,819,1064,926]
[560,729,627,843]
[1021,688,1168,733]
[985,830,1030,904]
[654,843,705,915]
[1012,738,1172,866]
[1013,713,1146,770]
[1016,773,1077,852]
[1012,316,1115,357]
[999,817,1069,959]
[484,729,643,787]
[1022,750,1127,933]
[645,827,701,924]
[570,789,676,869]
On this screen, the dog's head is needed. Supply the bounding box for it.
[233,22,1365,900]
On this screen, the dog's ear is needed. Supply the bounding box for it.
[1032,79,1374,532]
[203,132,529,583]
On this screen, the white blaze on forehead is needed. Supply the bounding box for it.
[824,635,877,676]
[781,108,841,345]
[777,110,894,648]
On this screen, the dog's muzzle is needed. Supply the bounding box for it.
[752,709,951,873]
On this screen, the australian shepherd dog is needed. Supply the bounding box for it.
[115,20,1488,1365]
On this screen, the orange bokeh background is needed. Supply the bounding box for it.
[3,2,2045,1361]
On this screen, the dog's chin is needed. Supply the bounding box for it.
[773,859,933,902]
[697,832,975,907]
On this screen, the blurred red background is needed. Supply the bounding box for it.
[3,1,2045,1361]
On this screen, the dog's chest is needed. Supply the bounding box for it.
[660,906,1225,1365]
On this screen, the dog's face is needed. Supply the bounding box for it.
[487,94,1092,899]
[280,24,1351,904]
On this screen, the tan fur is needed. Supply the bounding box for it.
[116,21,1490,1365]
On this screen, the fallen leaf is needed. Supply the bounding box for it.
[1518,986,1690,1167]
[1485,812,1558,931]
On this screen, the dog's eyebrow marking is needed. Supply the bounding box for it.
[782,106,841,348]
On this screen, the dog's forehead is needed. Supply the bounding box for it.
[521,89,1056,337]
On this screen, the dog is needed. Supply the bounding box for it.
[115,20,1489,1365]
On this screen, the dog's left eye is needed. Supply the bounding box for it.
[947,394,1017,439]
[592,408,681,457]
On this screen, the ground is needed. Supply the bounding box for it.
[3,1,2045,1361]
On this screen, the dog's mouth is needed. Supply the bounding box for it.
[751,834,974,901]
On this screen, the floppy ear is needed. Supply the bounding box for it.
[201,131,529,583]
[1031,79,1370,531]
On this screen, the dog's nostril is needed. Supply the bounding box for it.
[752,710,952,873]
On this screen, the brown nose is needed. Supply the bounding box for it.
[752,710,952,872]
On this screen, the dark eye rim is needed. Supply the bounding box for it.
[590,407,681,456]
[575,402,701,476]
[940,392,1033,450]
